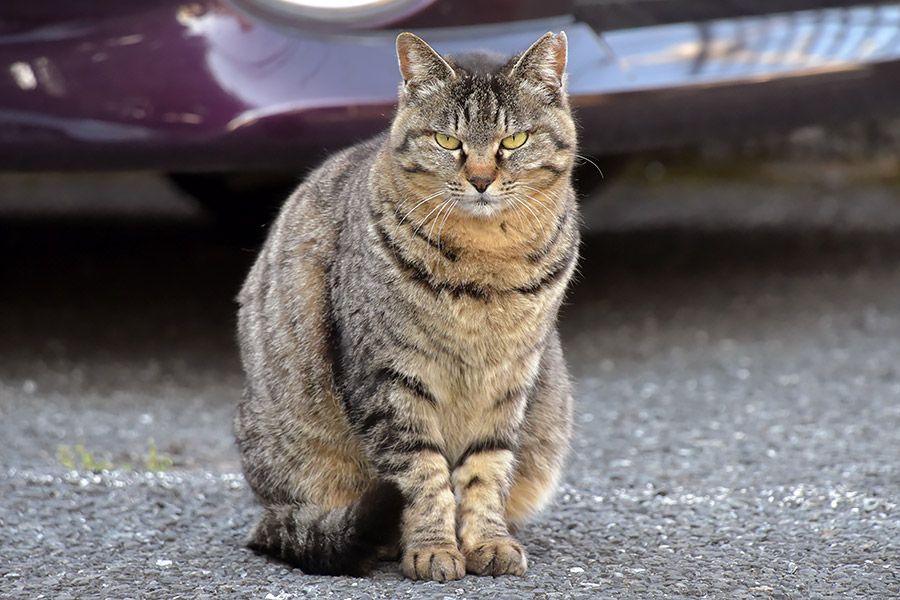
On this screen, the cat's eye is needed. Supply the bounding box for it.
[435,133,461,150]
[500,132,529,150]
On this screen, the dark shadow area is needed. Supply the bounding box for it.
[577,225,900,289]
[0,217,253,384]
[3,207,900,383]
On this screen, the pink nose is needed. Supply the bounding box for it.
[467,174,494,193]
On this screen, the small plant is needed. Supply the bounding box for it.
[57,445,113,473]
[57,438,174,473]
[57,446,76,470]
[144,438,174,472]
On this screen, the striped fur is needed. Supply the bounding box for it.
[235,32,577,580]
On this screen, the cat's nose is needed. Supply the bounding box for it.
[467,174,495,194]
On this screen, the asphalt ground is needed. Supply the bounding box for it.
[1,165,899,599]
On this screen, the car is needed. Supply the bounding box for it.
[3,0,900,206]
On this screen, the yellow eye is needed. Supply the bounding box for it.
[435,133,461,150]
[500,132,528,150]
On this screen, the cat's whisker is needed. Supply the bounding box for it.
[436,199,457,251]
[399,190,445,225]
[426,197,455,267]
[517,185,559,222]
[519,183,560,201]
[403,200,448,262]
[511,194,546,240]
[506,195,535,242]
[516,193,556,239]
[503,196,528,236]
[575,154,604,178]
[503,200,533,254]
[538,187,562,203]
[434,199,459,269]
[398,189,442,214]
[402,196,451,263]
[413,196,451,238]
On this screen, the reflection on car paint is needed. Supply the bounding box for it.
[600,5,900,91]
[2,1,900,168]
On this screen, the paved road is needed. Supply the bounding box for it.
[1,168,899,599]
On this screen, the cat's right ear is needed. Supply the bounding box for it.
[396,32,455,98]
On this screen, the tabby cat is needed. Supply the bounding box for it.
[234,31,579,581]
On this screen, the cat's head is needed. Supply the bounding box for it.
[388,32,576,219]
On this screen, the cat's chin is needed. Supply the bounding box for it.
[460,197,504,219]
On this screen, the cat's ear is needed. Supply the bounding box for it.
[396,32,455,97]
[510,31,568,102]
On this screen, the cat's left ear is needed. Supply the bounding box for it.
[396,32,456,98]
[510,31,568,102]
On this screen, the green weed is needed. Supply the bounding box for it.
[144,438,174,472]
[57,438,174,473]
[57,445,113,473]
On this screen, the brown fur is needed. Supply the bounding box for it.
[235,31,578,580]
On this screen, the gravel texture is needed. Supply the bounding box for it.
[1,169,899,599]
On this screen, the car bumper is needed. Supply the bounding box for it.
[2,1,900,170]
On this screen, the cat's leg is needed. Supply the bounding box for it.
[505,334,574,527]
[354,374,465,582]
[451,441,528,576]
[449,334,571,577]
[396,450,465,581]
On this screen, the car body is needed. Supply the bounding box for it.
[2,0,900,172]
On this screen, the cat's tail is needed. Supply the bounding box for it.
[246,480,405,576]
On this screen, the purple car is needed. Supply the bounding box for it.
[3,0,900,180]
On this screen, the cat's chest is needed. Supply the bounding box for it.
[418,349,538,462]
[433,289,549,360]
[409,293,550,458]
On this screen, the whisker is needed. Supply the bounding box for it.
[399,190,444,225]
[397,189,442,213]
[519,183,560,201]
[575,154,604,178]
[517,186,558,223]
[503,199,534,253]
[426,198,454,267]
[403,195,451,262]
[505,198,528,235]
[436,200,457,251]
[434,199,459,269]
[519,183,559,202]
[536,186,561,202]
[413,197,450,238]
[512,194,546,240]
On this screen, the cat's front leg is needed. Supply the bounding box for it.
[451,443,527,577]
[355,375,465,582]
[395,450,465,581]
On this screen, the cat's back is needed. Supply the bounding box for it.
[238,134,384,308]
[236,134,387,435]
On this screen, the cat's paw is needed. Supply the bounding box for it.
[401,546,466,581]
[463,538,528,577]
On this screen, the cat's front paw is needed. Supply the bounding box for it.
[402,546,466,581]
[463,538,527,576]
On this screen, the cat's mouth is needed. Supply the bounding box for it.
[455,188,508,218]
[460,195,503,218]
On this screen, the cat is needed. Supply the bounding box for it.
[234,30,579,582]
